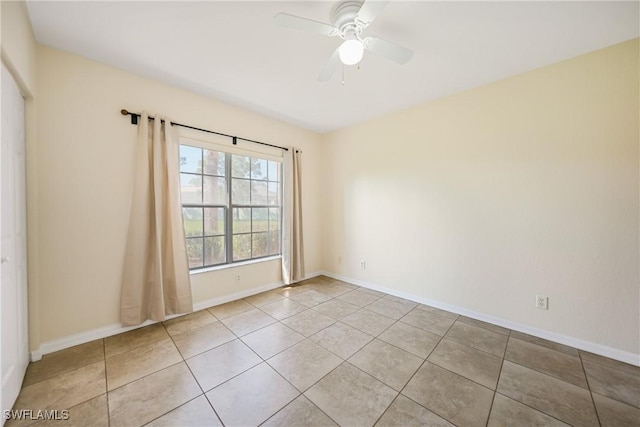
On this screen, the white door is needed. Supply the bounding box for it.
[1,64,29,418]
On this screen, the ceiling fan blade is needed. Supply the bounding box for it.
[356,0,390,27]
[274,13,338,36]
[317,48,341,82]
[363,37,413,64]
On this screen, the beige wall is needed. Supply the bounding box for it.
[35,46,322,345]
[322,39,639,356]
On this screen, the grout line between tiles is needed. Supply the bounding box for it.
[579,350,603,426]
[239,328,304,361]
[103,338,111,427]
[383,312,462,426]
[492,391,574,426]
[503,336,591,391]
[423,354,500,395]
[140,395,213,427]
[18,363,110,427]
[106,361,186,392]
[24,359,108,426]
[194,353,261,394]
[163,321,228,426]
[20,350,106,389]
[171,326,235,360]
[372,393,402,426]
[384,365,436,414]
[263,342,331,394]
[439,331,507,359]
[249,363,303,425]
[578,350,640,376]
[497,361,605,425]
[259,395,340,427]
[485,354,506,426]
[307,321,375,361]
[192,381,226,426]
[334,360,402,425]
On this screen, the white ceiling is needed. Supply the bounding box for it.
[26,1,639,133]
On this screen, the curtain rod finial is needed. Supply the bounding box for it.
[121,109,138,124]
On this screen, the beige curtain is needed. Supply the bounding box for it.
[120,112,193,326]
[282,148,305,284]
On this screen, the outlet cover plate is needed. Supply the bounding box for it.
[536,295,548,310]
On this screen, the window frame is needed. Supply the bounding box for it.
[178,138,283,271]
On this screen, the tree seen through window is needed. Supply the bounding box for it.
[179,145,281,269]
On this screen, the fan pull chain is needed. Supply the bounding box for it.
[341,64,345,85]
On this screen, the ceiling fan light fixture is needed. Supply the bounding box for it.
[338,39,364,65]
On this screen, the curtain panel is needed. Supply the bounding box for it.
[120,112,193,326]
[282,148,305,285]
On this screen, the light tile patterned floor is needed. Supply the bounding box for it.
[8,276,640,427]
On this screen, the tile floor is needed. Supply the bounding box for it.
[7,276,640,427]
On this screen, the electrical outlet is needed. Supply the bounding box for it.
[360,260,366,270]
[536,295,548,310]
[235,275,241,283]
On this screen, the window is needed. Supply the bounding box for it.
[179,145,282,270]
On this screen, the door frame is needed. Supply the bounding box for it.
[1,61,30,418]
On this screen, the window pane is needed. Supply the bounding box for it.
[180,173,202,204]
[252,233,268,258]
[233,208,251,233]
[251,181,268,205]
[268,182,280,206]
[180,145,201,173]
[203,176,227,205]
[232,179,250,204]
[268,231,280,255]
[233,234,251,261]
[252,208,268,232]
[203,150,225,176]
[251,158,267,180]
[182,208,203,237]
[268,161,280,182]
[186,238,203,269]
[204,236,225,265]
[232,155,250,178]
[181,146,283,269]
[204,208,224,236]
[269,208,280,231]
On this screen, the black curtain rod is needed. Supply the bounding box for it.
[120,109,288,151]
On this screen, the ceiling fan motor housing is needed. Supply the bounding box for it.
[332,1,366,40]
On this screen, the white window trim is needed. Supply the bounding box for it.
[189,255,282,275]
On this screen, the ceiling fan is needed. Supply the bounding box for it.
[274,0,414,82]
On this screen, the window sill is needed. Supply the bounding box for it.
[189,255,282,275]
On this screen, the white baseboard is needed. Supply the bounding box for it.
[191,270,321,311]
[30,319,159,362]
[35,269,636,367]
[192,280,283,312]
[29,274,323,362]
[322,271,640,367]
